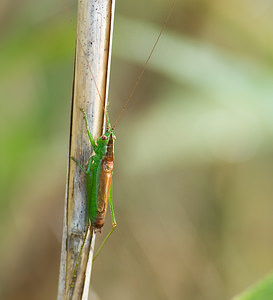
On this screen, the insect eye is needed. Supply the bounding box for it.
[102,135,107,140]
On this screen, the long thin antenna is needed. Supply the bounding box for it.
[62,0,110,128]
[112,0,176,129]
[76,36,110,129]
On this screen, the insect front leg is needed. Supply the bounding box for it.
[80,108,96,149]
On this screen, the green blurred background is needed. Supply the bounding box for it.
[1,0,273,299]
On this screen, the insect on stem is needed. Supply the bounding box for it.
[58,1,176,299]
[59,1,117,299]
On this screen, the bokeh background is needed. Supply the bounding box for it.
[1,0,273,299]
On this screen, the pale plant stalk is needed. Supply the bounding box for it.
[57,0,116,299]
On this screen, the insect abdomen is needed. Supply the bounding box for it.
[94,135,114,228]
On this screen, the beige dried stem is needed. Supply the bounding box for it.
[57,0,116,299]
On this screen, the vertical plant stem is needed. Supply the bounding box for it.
[57,0,116,299]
